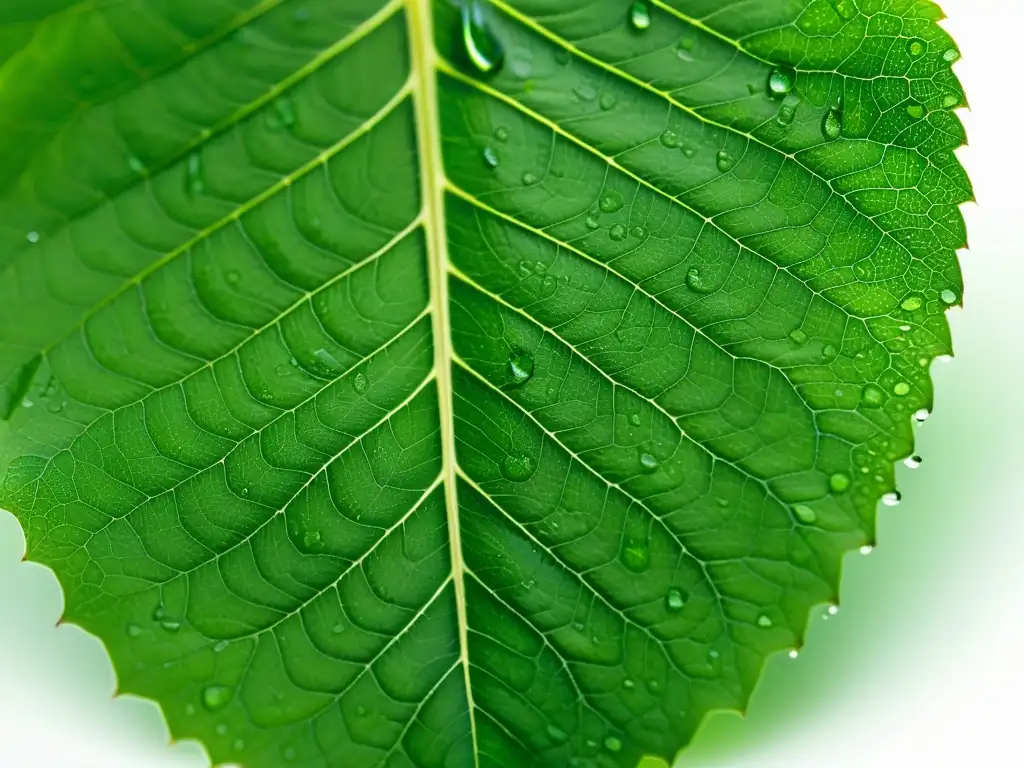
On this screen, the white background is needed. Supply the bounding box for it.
[1,1,1020,766]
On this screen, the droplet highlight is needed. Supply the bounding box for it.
[627,1,651,31]
[461,1,504,74]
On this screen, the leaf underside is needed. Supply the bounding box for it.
[0,0,969,766]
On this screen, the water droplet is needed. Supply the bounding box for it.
[829,473,851,494]
[502,453,534,481]
[332,622,345,634]
[283,746,297,762]
[186,152,204,196]
[757,614,773,628]
[882,491,902,507]
[715,149,736,172]
[272,96,296,130]
[352,372,369,395]
[788,649,800,659]
[914,407,931,422]
[609,223,627,241]
[585,214,599,230]
[573,83,597,101]
[893,381,910,396]
[215,723,228,736]
[214,640,229,653]
[940,288,957,304]
[357,705,367,716]
[777,102,797,126]
[627,1,651,31]
[302,529,323,552]
[860,544,873,555]
[313,348,341,372]
[554,48,571,66]
[646,678,660,692]
[201,685,233,712]
[793,505,817,524]
[522,171,539,186]
[686,266,711,293]
[160,620,181,633]
[233,739,245,751]
[629,413,642,427]
[901,295,923,311]
[768,67,795,97]
[639,452,659,472]
[943,47,960,63]
[828,604,840,616]
[789,329,808,346]
[861,385,884,408]
[904,454,922,469]
[546,724,568,743]
[621,539,651,573]
[482,146,499,168]
[676,37,695,60]
[127,623,142,637]
[942,93,960,109]
[660,130,678,148]
[631,225,647,239]
[26,230,41,245]
[494,126,509,142]
[293,6,309,22]
[822,108,842,140]
[906,103,924,119]
[821,344,838,361]
[599,93,617,110]
[599,191,624,213]
[507,349,534,387]
[907,38,925,57]
[623,678,636,690]
[128,155,145,173]
[681,145,696,158]
[666,587,686,612]
[461,2,504,74]
[604,736,623,753]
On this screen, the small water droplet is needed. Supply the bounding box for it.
[666,587,686,612]
[777,102,797,126]
[622,678,636,690]
[609,223,627,241]
[861,385,885,408]
[585,214,599,230]
[573,83,597,101]
[233,739,245,751]
[893,381,910,396]
[604,735,623,753]
[639,452,659,472]
[201,685,233,712]
[461,2,504,74]
[302,529,323,552]
[793,505,817,524]
[828,604,840,616]
[860,544,874,555]
[940,288,957,304]
[186,152,204,196]
[943,47,960,63]
[494,126,509,143]
[630,413,642,427]
[906,103,925,119]
[482,146,499,168]
[757,614,773,628]
[904,454,922,469]
[332,622,345,634]
[214,640,229,653]
[676,37,695,60]
[627,1,651,31]
[313,348,341,372]
[822,108,842,140]
[630,225,647,239]
[215,723,229,736]
[621,539,651,573]
[788,649,800,659]
[882,491,902,507]
[599,93,617,110]
[507,349,534,387]
[907,38,926,57]
[352,372,369,395]
[821,344,838,361]
[293,6,309,22]
[686,266,711,293]
[546,724,568,743]
[901,294,923,311]
[660,130,678,148]
[554,48,571,66]
[768,67,795,97]
[914,407,931,422]
[160,620,181,633]
[27,231,40,244]
[522,171,539,186]
[128,155,146,173]
[827,0,858,19]
[715,149,736,172]
[829,473,851,494]
[789,329,808,346]
[502,453,534,481]
[942,93,960,109]
[599,191,624,213]
[283,746,297,762]
[127,623,142,637]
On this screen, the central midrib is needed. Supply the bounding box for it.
[405,0,479,760]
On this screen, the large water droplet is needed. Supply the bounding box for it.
[660,130,679,148]
[621,539,651,573]
[666,587,686,612]
[914,407,931,423]
[201,685,234,712]
[599,191,624,213]
[861,385,884,408]
[461,1,504,74]
[352,372,369,395]
[940,288,958,304]
[507,349,534,387]
[639,452,659,472]
[901,294,923,311]
[502,453,534,481]
[768,67,795,97]
[904,454,922,469]
[829,472,851,494]
[882,491,902,507]
[822,108,842,140]
[627,1,651,31]
[793,505,817,524]
[715,149,736,172]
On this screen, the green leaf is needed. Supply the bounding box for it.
[0,0,970,765]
